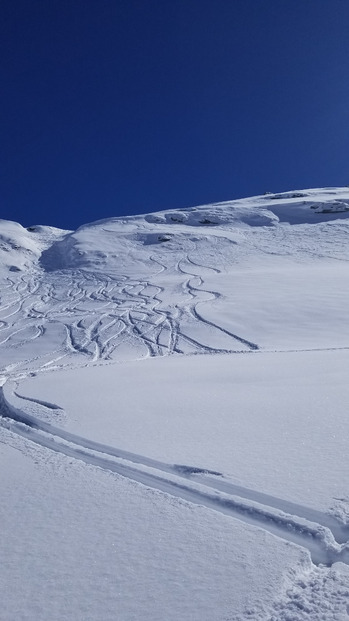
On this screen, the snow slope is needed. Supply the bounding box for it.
[1,188,349,620]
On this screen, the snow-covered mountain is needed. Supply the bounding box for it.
[1,188,349,620]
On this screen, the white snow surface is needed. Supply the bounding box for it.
[1,188,349,620]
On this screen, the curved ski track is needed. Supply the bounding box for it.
[0,252,258,376]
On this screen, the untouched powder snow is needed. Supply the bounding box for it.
[1,188,349,620]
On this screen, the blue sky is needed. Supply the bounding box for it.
[1,0,349,230]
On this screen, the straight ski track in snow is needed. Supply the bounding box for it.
[1,386,349,568]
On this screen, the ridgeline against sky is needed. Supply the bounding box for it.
[1,0,349,230]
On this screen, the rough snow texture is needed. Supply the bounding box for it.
[1,188,349,620]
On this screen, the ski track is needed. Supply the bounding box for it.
[177,256,259,351]
[0,245,262,376]
[0,257,347,377]
[1,385,349,568]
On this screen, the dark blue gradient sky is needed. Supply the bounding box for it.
[2,0,349,229]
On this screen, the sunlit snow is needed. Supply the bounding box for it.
[1,188,349,620]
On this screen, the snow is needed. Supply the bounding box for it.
[0,436,312,621]
[14,348,349,512]
[1,188,349,619]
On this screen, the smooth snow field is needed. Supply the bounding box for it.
[1,188,349,620]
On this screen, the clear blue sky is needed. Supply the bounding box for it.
[2,0,349,230]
